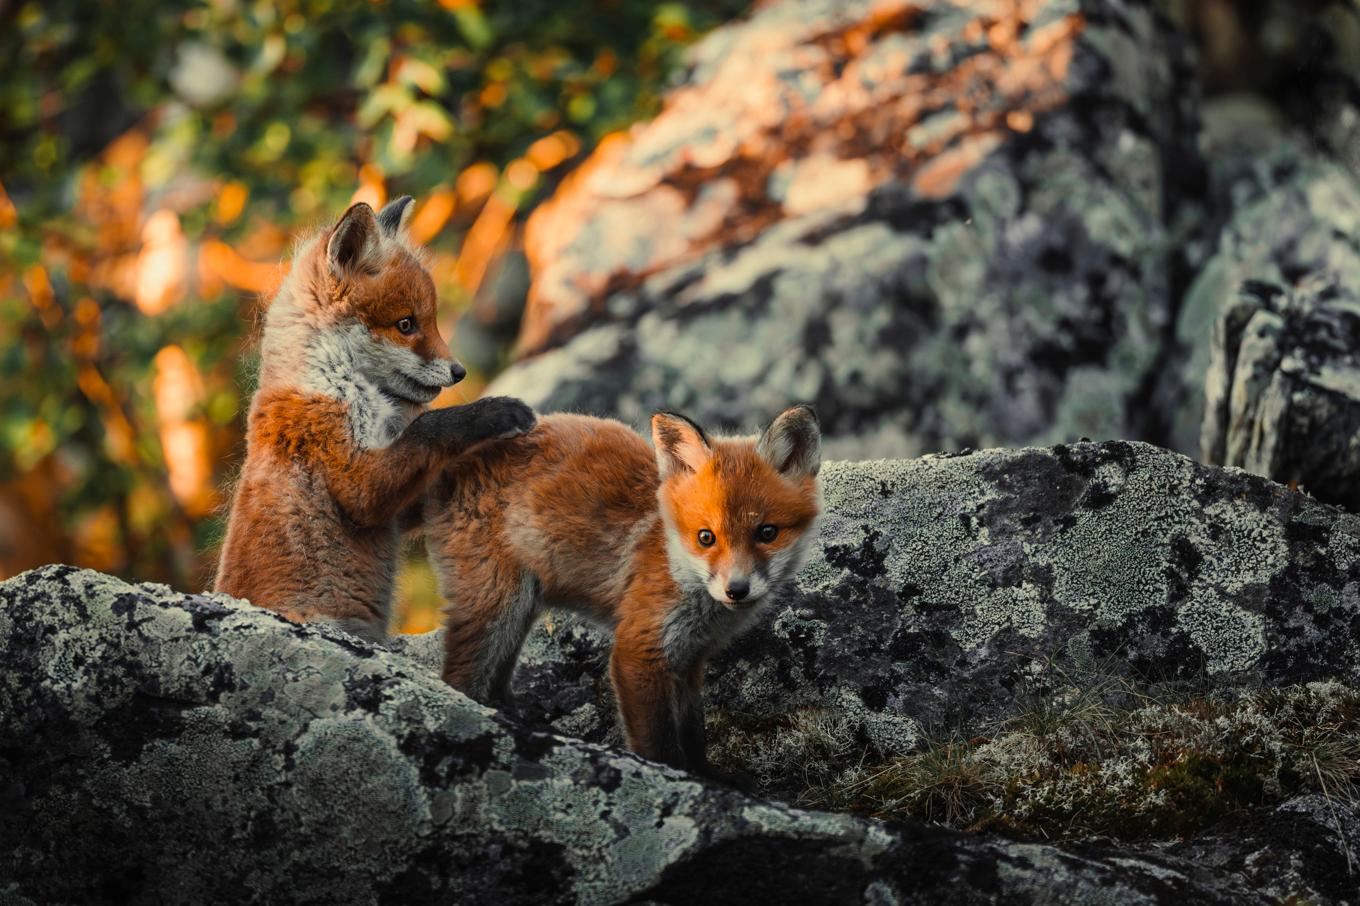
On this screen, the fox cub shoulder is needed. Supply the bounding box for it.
[425,405,821,771]
[214,197,534,640]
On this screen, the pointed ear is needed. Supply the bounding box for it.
[326,202,380,278]
[757,405,821,478]
[651,411,713,479]
[377,195,415,238]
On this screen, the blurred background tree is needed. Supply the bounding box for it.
[0,0,748,628]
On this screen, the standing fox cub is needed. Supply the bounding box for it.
[425,405,821,771]
[214,197,535,640]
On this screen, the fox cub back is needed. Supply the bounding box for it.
[425,405,821,771]
[214,197,534,640]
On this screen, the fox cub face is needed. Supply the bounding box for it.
[265,197,465,416]
[321,197,464,404]
[653,405,821,607]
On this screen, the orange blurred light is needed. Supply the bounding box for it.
[409,187,457,244]
[1006,109,1034,132]
[22,264,61,330]
[0,180,17,229]
[525,130,581,170]
[198,240,288,295]
[479,82,507,109]
[134,210,187,315]
[153,345,217,517]
[456,162,499,202]
[351,163,387,209]
[455,191,514,295]
[73,365,137,465]
[504,158,538,191]
[216,181,249,224]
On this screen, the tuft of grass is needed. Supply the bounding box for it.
[708,679,1360,844]
[707,708,870,808]
[846,738,1002,827]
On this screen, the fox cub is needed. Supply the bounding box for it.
[425,405,821,771]
[215,197,535,640]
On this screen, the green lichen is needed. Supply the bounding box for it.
[1045,450,1186,626]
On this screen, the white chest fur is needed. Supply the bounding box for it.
[660,590,762,672]
[301,323,412,449]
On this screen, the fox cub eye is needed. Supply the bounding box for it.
[697,529,716,547]
[396,316,416,335]
[756,524,779,543]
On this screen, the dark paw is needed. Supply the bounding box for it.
[466,396,537,442]
[404,407,466,447]
[405,397,536,450]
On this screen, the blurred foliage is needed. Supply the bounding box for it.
[0,0,747,616]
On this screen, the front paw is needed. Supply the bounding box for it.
[405,397,536,450]
[468,396,537,441]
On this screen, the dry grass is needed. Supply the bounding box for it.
[708,676,1360,843]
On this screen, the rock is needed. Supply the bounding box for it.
[1200,276,1360,512]
[1137,0,1360,458]
[493,0,1207,459]
[1164,154,1360,453]
[1168,794,1360,905]
[4,560,1360,904]
[455,249,531,375]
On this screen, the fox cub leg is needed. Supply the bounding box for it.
[442,570,541,706]
[675,660,708,772]
[609,630,708,772]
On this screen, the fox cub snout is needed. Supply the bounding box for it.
[425,405,821,772]
[214,197,535,641]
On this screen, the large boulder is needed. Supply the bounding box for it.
[492,0,1206,459]
[3,558,1359,905]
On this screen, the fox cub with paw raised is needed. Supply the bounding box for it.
[425,405,821,771]
[215,197,535,640]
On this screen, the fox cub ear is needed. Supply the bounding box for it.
[652,411,712,479]
[326,202,381,278]
[377,195,415,238]
[758,404,821,478]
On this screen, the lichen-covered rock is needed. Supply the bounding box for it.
[1162,152,1360,455]
[397,442,1360,761]
[4,563,1360,904]
[491,0,1205,459]
[1199,276,1360,511]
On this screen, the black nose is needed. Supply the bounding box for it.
[450,361,467,384]
[725,580,749,602]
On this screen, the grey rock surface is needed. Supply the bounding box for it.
[1201,276,1360,512]
[1164,154,1360,454]
[493,0,1206,460]
[4,531,1360,903]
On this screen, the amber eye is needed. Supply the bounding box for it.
[756,524,779,543]
[396,316,416,335]
[697,529,716,548]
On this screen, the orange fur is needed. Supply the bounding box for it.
[214,199,533,640]
[425,407,821,771]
